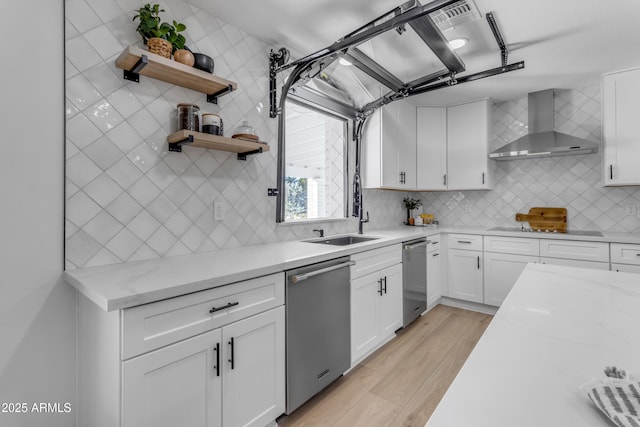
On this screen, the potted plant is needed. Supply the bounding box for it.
[402,197,422,225]
[133,4,187,60]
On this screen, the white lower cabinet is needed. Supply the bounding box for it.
[350,263,402,366]
[426,235,442,308]
[483,252,538,306]
[448,249,483,303]
[612,263,640,273]
[540,257,610,270]
[78,272,286,427]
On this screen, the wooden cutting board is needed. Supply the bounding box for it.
[515,207,567,232]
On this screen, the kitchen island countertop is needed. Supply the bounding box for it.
[426,263,640,427]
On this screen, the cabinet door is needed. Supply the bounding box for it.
[427,250,442,308]
[222,307,285,427]
[447,100,490,190]
[122,329,222,427]
[377,263,403,340]
[351,273,381,364]
[603,68,640,186]
[381,100,416,189]
[448,249,483,303]
[417,107,447,190]
[484,253,539,306]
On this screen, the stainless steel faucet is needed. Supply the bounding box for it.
[358,211,369,235]
[313,229,324,237]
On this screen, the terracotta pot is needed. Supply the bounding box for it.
[173,49,195,66]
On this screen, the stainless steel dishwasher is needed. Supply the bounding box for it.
[285,256,353,414]
[402,238,427,327]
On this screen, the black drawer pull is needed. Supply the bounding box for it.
[432,253,440,257]
[383,276,387,294]
[228,337,235,370]
[377,278,383,296]
[457,240,472,244]
[213,343,220,377]
[209,301,239,314]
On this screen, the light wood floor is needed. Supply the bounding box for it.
[277,305,492,427]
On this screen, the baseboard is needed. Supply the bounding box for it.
[440,297,498,315]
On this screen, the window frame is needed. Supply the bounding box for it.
[277,97,351,223]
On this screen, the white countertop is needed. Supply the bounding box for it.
[426,263,640,427]
[64,225,640,312]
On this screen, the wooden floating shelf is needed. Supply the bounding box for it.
[115,46,237,97]
[167,130,269,159]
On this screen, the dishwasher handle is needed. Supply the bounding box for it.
[291,260,356,283]
[404,241,427,251]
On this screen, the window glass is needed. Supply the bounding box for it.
[284,101,347,221]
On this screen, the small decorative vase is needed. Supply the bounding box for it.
[173,49,195,66]
[407,209,412,225]
[147,37,172,58]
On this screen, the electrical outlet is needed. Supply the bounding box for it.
[624,204,637,217]
[214,201,226,221]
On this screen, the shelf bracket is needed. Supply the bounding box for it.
[207,84,234,104]
[237,147,263,161]
[123,55,149,83]
[168,135,194,153]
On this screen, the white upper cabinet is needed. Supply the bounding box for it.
[447,100,491,190]
[416,99,491,191]
[417,107,447,190]
[363,99,417,190]
[603,67,640,186]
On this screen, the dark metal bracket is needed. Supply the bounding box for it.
[123,55,149,83]
[237,147,263,161]
[486,12,508,67]
[207,84,234,104]
[168,135,194,152]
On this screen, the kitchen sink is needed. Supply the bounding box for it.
[307,234,380,246]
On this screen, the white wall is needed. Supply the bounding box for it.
[0,1,75,426]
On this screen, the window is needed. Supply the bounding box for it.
[283,101,348,221]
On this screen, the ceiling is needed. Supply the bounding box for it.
[189,0,640,106]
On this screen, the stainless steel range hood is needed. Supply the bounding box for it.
[489,90,598,160]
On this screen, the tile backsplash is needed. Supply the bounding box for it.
[64,0,405,269]
[415,86,640,232]
[65,1,640,270]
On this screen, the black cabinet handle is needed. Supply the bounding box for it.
[209,301,239,314]
[228,337,235,370]
[477,256,480,269]
[610,164,613,180]
[432,253,440,257]
[214,343,220,377]
[458,240,472,244]
[377,278,383,296]
[482,172,485,184]
[383,276,387,294]
[443,174,447,186]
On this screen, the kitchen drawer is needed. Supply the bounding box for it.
[426,234,440,253]
[612,263,640,274]
[539,240,609,262]
[122,272,284,359]
[611,243,640,266]
[351,244,401,279]
[540,257,609,270]
[484,236,539,256]
[448,234,483,251]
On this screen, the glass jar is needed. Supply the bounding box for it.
[177,103,200,131]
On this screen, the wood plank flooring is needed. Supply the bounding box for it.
[277,305,492,427]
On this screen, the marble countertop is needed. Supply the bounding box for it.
[426,263,640,427]
[64,225,640,312]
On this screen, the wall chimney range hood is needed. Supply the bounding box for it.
[489,90,598,160]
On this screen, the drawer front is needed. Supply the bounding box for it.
[539,240,609,262]
[611,243,640,265]
[612,263,640,274]
[351,244,402,279]
[540,257,610,270]
[426,234,440,253]
[122,272,284,359]
[448,234,483,251]
[484,236,539,256]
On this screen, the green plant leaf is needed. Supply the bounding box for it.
[174,22,186,32]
